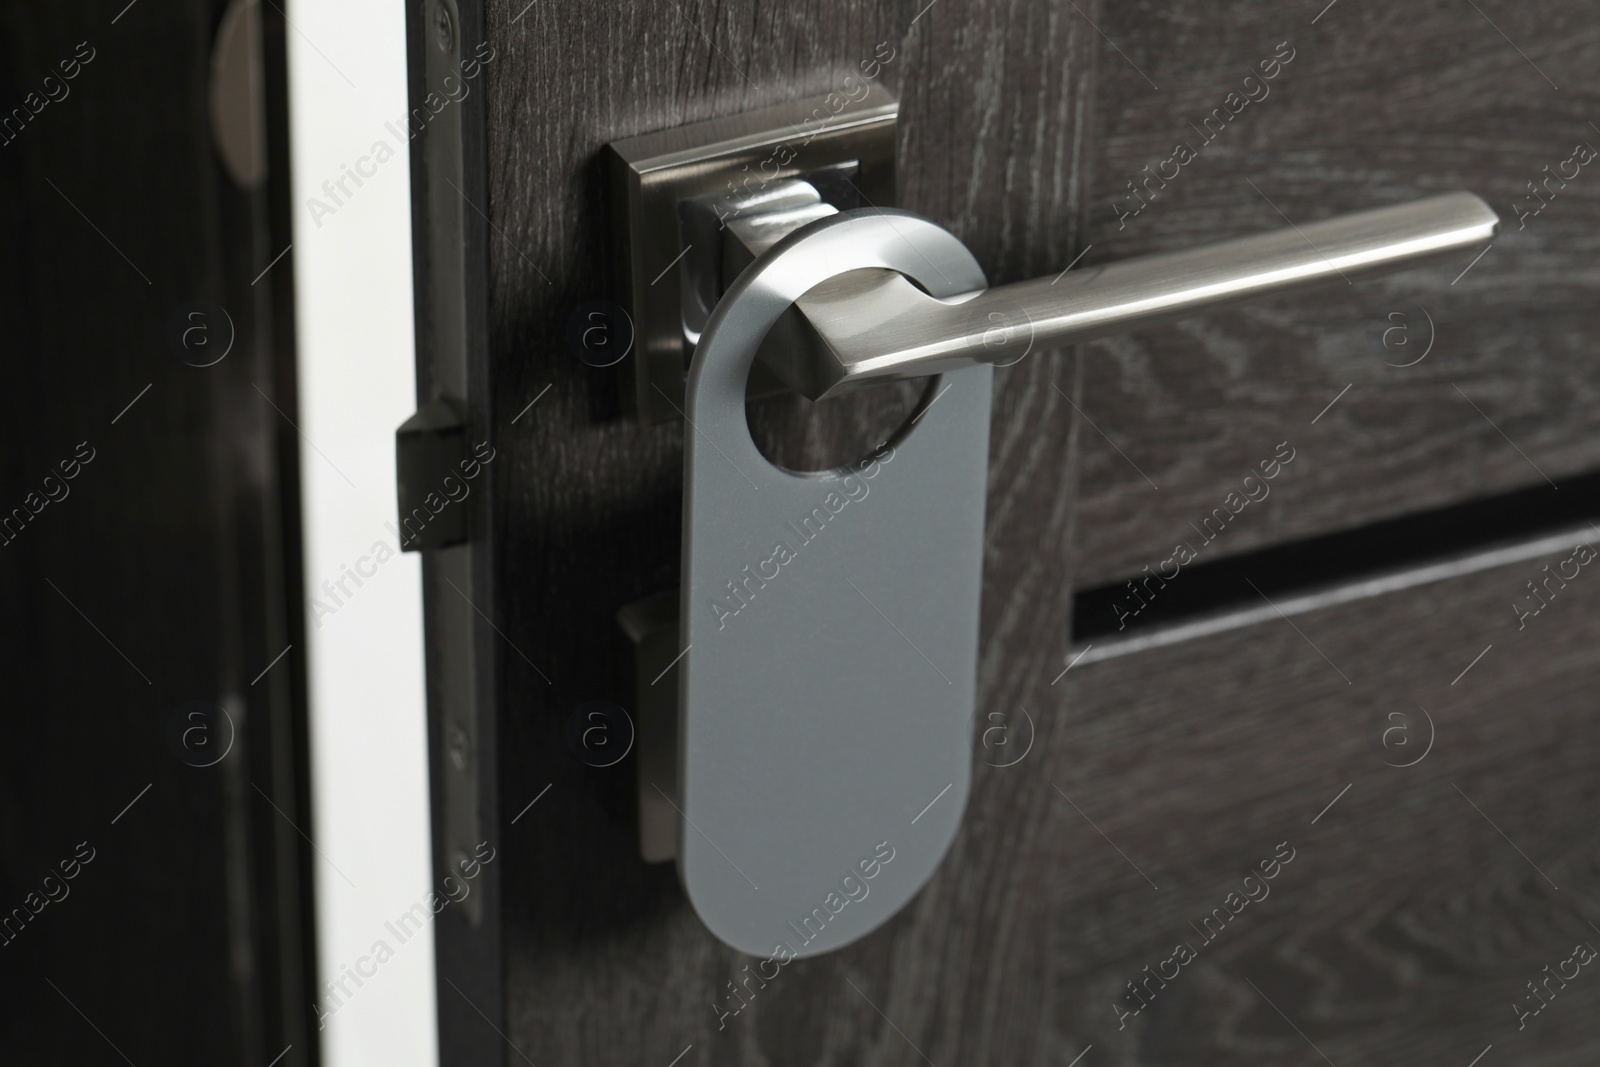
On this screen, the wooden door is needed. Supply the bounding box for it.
[410,2,1600,1064]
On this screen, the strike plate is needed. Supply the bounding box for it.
[678,210,992,958]
[606,93,897,422]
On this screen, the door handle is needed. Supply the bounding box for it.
[668,191,1498,960]
[757,192,1499,399]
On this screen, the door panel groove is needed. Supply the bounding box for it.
[1074,468,1600,643]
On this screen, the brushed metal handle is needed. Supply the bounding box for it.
[757,193,1500,400]
[673,192,1500,958]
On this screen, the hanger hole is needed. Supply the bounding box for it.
[744,375,939,476]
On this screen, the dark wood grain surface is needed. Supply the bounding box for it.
[479,1,1093,1063]
[1053,544,1600,1065]
[467,0,1600,1064]
[1071,0,1600,587]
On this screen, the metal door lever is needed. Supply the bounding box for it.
[611,99,1503,960]
[669,193,1497,957]
[757,193,1499,399]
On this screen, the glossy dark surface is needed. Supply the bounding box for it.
[0,2,316,1063]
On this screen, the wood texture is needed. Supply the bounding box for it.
[478,1,1093,1063]
[468,0,1600,1064]
[1072,0,1600,586]
[1053,547,1600,1065]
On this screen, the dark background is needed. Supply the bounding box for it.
[0,2,316,1064]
